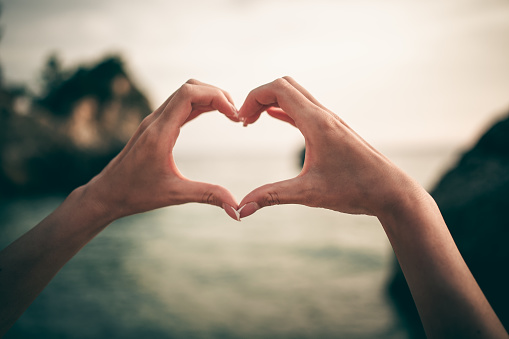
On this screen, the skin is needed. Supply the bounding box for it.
[1,77,507,338]
[0,79,241,336]
[237,76,509,339]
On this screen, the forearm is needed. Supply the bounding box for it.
[0,81,241,336]
[236,77,508,337]
[378,186,508,339]
[0,185,112,336]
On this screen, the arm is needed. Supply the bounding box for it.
[0,79,240,336]
[237,77,508,338]
[379,189,504,338]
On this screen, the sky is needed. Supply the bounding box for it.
[2,0,509,155]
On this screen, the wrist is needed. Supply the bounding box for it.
[69,181,120,228]
[374,176,438,234]
[29,183,118,253]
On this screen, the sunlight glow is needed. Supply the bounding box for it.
[2,0,509,153]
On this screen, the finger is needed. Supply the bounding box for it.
[280,76,344,123]
[182,180,240,221]
[276,76,343,125]
[280,76,330,112]
[238,78,320,133]
[182,79,239,125]
[255,76,338,125]
[130,93,174,139]
[157,83,239,134]
[282,76,384,157]
[241,111,264,127]
[183,108,241,125]
[185,79,236,107]
[237,177,307,218]
[240,107,295,127]
[152,90,178,119]
[266,107,296,127]
[238,103,274,127]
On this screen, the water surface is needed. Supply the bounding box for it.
[1,150,455,338]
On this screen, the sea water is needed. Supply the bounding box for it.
[0,148,458,339]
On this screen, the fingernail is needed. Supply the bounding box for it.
[238,202,260,218]
[229,103,239,118]
[223,203,240,221]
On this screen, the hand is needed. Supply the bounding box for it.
[82,79,241,221]
[237,77,423,218]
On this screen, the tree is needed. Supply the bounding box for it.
[40,53,65,97]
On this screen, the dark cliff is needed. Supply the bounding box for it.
[0,56,152,197]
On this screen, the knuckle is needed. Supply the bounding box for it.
[186,78,199,85]
[202,191,214,205]
[314,110,342,132]
[211,87,223,98]
[272,77,290,89]
[263,191,281,206]
[223,90,233,101]
[142,127,160,148]
[201,187,220,206]
[133,121,148,138]
[178,83,194,98]
[139,114,153,129]
[282,75,294,83]
[208,89,225,106]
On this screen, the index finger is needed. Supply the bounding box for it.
[238,78,320,132]
[160,82,238,128]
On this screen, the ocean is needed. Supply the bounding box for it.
[0,148,458,339]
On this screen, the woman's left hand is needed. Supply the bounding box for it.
[83,79,241,221]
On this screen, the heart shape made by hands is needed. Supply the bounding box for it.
[174,112,300,222]
[145,77,382,224]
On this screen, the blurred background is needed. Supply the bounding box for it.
[1,0,509,338]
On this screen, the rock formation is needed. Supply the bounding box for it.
[0,56,152,197]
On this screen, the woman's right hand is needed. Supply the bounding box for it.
[238,77,509,339]
[237,76,426,219]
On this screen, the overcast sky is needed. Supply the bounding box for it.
[2,0,509,155]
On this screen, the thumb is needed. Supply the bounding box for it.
[183,180,240,221]
[238,177,306,219]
